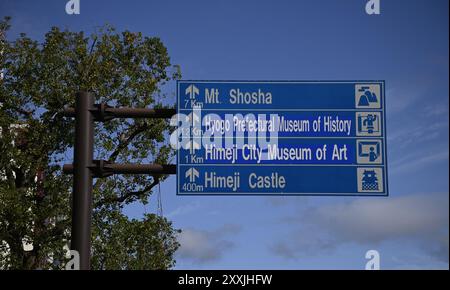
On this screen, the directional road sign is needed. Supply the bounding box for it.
[176,81,388,196]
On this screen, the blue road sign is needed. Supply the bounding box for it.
[176,81,388,196]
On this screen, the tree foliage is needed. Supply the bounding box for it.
[0,17,181,269]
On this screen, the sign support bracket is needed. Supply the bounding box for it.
[63,91,176,270]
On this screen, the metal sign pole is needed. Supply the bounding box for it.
[71,91,94,270]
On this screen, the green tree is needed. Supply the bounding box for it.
[0,17,181,270]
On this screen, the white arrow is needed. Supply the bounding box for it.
[185,140,200,154]
[185,167,199,182]
[187,112,200,124]
[185,84,199,99]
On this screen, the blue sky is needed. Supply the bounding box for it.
[1,0,448,269]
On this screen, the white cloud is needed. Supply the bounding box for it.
[305,193,448,242]
[386,87,421,114]
[390,150,449,175]
[166,202,202,218]
[176,224,241,264]
[271,192,449,265]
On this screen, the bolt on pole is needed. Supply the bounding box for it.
[71,91,94,270]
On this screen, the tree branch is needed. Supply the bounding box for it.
[80,36,98,84]
[94,176,159,208]
[15,107,34,117]
[92,122,150,192]
[108,122,149,162]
